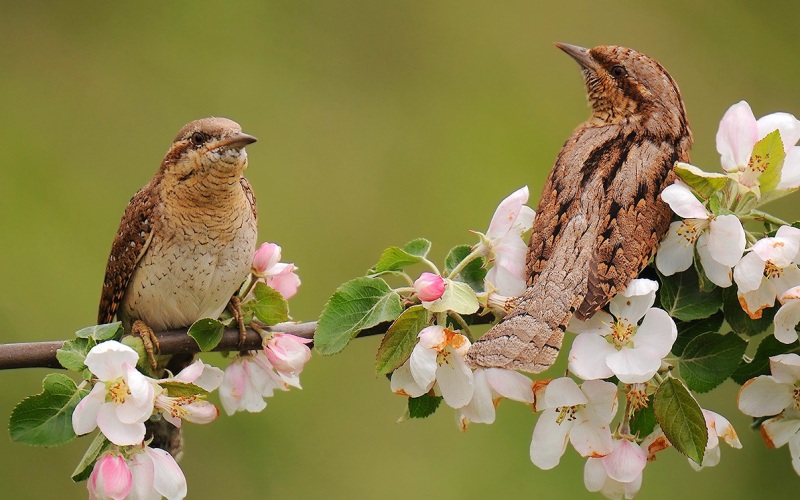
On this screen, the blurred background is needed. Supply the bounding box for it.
[1,1,799,498]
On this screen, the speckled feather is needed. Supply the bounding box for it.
[466,45,692,373]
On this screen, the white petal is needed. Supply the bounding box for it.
[606,347,661,384]
[771,265,800,300]
[581,380,619,425]
[602,439,647,483]
[486,186,530,240]
[769,354,800,384]
[515,206,536,233]
[789,433,800,475]
[530,409,572,470]
[409,343,438,389]
[716,101,758,171]
[570,419,613,458]
[694,444,721,469]
[656,222,696,276]
[567,310,613,336]
[737,376,795,417]
[733,251,766,293]
[661,183,709,219]
[610,280,657,324]
[762,412,800,448]
[435,350,474,408]
[459,369,495,424]
[97,403,146,446]
[773,299,800,344]
[127,450,158,500]
[583,458,608,493]
[568,333,617,381]
[739,284,777,320]
[390,360,430,398]
[85,341,139,381]
[417,325,446,349]
[484,368,534,403]
[544,377,588,408]
[72,384,105,436]
[633,309,677,359]
[778,146,800,189]
[697,233,733,287]
[485,262,527,297]
[705,410,742,448]
[752,236,799,268]
[756,112,800,150]
[116,366,155,424]
[147,447,188,500]
[708,215,746,267]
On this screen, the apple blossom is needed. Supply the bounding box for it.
[716,100,800,190]
[457,368,534,427]
[251,241,301,299]
[264,333,313,381]
[689,410,741,470]
[656,183,745,287]
[530,378,617,470]
[88,453,132,500]
[168,359,224,392]
[391,326,474,408]
[584,438,647,500]
[153,393,219,428]
[413,272,446,302]
[72,341,155,446]
[772,285,800,344]
[568,279,677,384]
[733,225,800,319]
[218,349,303,416]
[475,186,535,297]
[127,446,187,500]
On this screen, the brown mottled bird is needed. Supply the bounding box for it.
[98,117,258,368]
[466,44,692,373]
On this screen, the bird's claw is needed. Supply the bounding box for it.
[132,320,160,371]
[228,296,248,349]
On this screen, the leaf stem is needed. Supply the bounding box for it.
[446,247,483,280]
[745,209,790,228]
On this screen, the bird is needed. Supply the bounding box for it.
[98,117,259,371]
[466,43,692,373]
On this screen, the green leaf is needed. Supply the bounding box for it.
[159,381,208,398]
[376,306,430,375]
[74,322,123,341]
[408,393,442,418]
[56,338,96,372]
[658,269,722,321]
[751,130,786,194]
[246,282,290,324]
[71,433,111,482]
[9,373,88,446]
[679,332,747,392]
[653,377,707,465]
[722,286,776,336]
[731,335,800,384]
[371,238,431,273]
[672,312,725,357]
[629,396,656,437]
[315,277,403,355]
[674,162,728,200]
[425,280,480,315]
[444,245,486,292]
[188,318,225,352]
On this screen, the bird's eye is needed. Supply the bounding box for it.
[190,132,207,146]
[610,65,627,78]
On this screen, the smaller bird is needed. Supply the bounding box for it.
[98,117,259,370]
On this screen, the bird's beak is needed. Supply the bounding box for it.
[209,133,258,151]
[555,43,596,71]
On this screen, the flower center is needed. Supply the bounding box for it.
[106,378,131,405]
[676,220,707,244]
[627,383,649,412]
[794,388,800,411]
[764,260,783,279]
[554,405,584,424]
[608,319,635,348]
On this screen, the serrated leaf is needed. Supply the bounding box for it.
[679,332,747,392]
[629,396,656,437]
[653,378,707,465]
[315,277,403,355]
[672,312,725,357]
[71,433,111,482]
[159,381,208,398]
[722,286,776,336]
[188,318,225,352]
[246,282,290,324]
[371,238,432,273]
[731,335,800,384]
[444,245,486,292]
[751,130,786,194]
[9,373,88,446]
[75,322,123,341]
[408,393,442,418]
[658,269,722,321]
[675,162,729,199]
[425,280,480,315]
[376,306,430,375]
[56,338,96,372]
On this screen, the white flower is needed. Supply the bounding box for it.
[584,438,647,500]
[457,368,534,428]
[716,100,800,190]
[773,285,800,344]
[168,359,224,392]
[477,186,536,297]
[656,183,745,287]
[218,351,289,415]
[127,446,188,500]
[153,393,219,428]
[72,341,155,446]
[391,326,474,408]
[529,378,617,470]
[734,225,800,319]
[568,279,677,384]
[689,410,742,470]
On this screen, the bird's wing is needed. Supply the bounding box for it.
[240,176,258,222]
[97,185,158,324]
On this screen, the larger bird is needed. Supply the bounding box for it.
[466,44,692,373]
[98,117,258,370]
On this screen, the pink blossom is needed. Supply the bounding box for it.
[88,454,132,500]
[413,272,446,302]
[584,438,646,499]
[218,350,300,416]
[127,446,187,500]
[264,333,313,378]
[154,393,219,428]
[251,241,301,299]
[252,242,282,275]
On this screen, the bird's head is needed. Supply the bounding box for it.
[557,43,689,137]
[159,117,257,193]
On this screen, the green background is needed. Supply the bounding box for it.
[1,1,799,498]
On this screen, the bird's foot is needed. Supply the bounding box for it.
[132,320,160,371]
[228,296,248,349]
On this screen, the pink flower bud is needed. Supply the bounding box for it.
[414,273,446,302]
[265,333,313,375]
[252,242,282,275]
[88,453,132,500]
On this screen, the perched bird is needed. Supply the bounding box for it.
[466,43,692,373]
[98,117,258,369]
